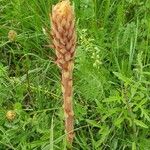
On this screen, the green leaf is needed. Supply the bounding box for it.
[50,117,54,150]
[103,96,121,103]
[86,119,101,128]
[113,72,132,84]
[143,72,150,76]
[134,119,148,128]
[114,117,124,128]
[102,108,121,121]
[141,108,150,122]
[132,142,136,150]
[14,102,22,110]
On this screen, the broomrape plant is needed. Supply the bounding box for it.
[50,0,76,146]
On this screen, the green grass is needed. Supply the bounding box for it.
[0,0,150,149]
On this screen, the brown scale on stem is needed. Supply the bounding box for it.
[50,0,76,145]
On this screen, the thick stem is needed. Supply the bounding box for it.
[61,61,74,144]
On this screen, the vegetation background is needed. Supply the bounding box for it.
[0,0,150,149]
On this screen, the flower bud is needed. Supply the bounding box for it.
[6,110,16,121]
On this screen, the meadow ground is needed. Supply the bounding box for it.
[0,0,150,149]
